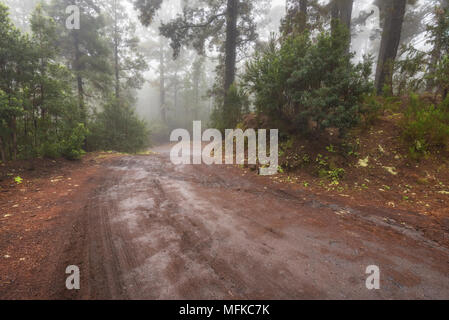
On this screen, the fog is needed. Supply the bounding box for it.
[1,0,439,134]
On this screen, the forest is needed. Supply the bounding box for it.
[0,0,151,162]
[0,0,448,164]
[1,0,449,301]
[0,0,448,171]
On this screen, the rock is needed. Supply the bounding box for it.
[383,166,398,175]
[358,157,369,167]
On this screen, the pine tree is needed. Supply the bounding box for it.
[134,0,263,128]
[0,3,28,160]
[375,0,407,94]
[104,0,148,99]
[2,0,40,31]
[47,0,112,123]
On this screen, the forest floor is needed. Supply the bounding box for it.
[0,143,448,299]
[273,112,449,245]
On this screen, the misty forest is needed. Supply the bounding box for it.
[1,0,449,300]
[0,0,447,162]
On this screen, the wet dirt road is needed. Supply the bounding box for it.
[67,146,449,300]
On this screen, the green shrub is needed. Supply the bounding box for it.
[434,55,449,99]
[327,167,345,183]
[61,123,88,160]
[148,121,170,144]
[88,98,150,153]
[393,44,427,95]
[40,141,60,159]
[427,7,449,98]
[243,25,373,136]
[402,94,449,158]
[210,84,250,132]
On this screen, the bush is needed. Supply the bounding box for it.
[243,26,373,136]
[393,44,427,95]
[61,123,88,160]
[359,95,383,128]
[40,141,60,159]
[148,120,171,144]
[433,55,449,99]
[210,84,250,132]
[427,7,449,98]
[88,98,150,153]
[402,94,449,158]
[33,123,88,160]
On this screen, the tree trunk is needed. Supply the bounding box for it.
[174,71,178,111]
[375,0,407,94]
[374,0,389,29]
[339,0,353,31]
[114,0,120,99]
[427,43,441,92]
[298,0,308,32]
[0,136,6,163]
[159,39,167,123]
[10,116,17,160]
[224,0,238,99]
[193,58,201,120]
[331,0,340,35]
[74,32,86,122]
[331,0,353,51]
[77,74,85,119]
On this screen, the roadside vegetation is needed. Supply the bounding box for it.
[192,0,448,217]
[0,1,150,163]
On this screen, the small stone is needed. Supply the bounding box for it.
[358,157,369,168]
[383,166,398,175]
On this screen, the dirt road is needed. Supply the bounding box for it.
[49,145,446,300]
[1,146,448,299]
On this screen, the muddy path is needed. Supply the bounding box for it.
[45,145,447,300]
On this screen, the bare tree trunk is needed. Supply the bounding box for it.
[193,58,201,120]
[0,136,6,163]
[113,0,120,99]
[331,0,340,34]
[298,0,308,32]
[77,75,85,118]
[224,0,238,98]
[174,70,178,111]
[374,0,389,28]
[375,0,407,94]
[331,0,353,51]
[74,32,86,123]
[159,39,166,124]
[10,116,17,160]
[427,44,441,92]
[339,0,353,31]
